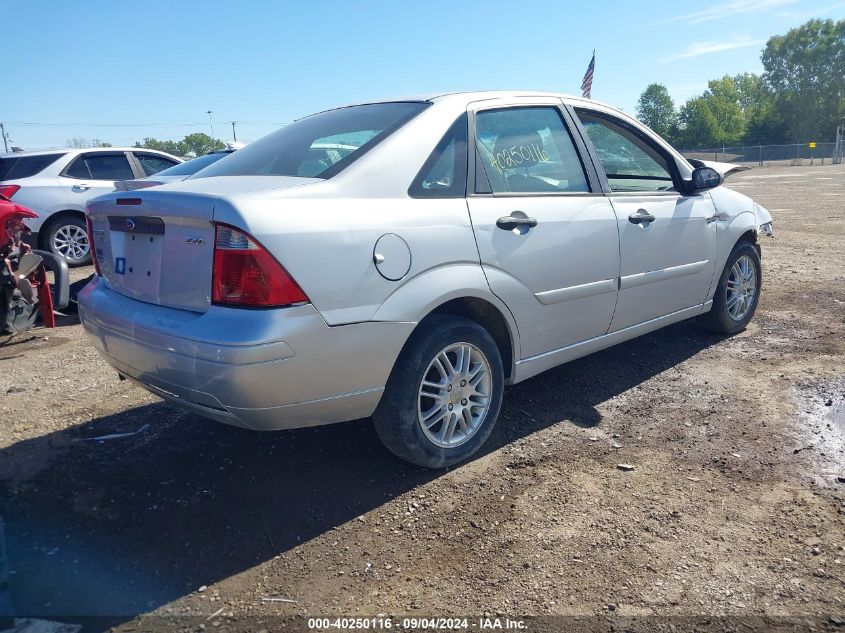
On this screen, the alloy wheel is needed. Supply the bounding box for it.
[52,224,90,264]
[417,342,493,448]
[726,254,757,321]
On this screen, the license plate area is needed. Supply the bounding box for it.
[108,216,164,297]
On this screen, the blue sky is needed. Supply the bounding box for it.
[3,0,844,150]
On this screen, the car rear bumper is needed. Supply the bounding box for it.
[77,278,415,430]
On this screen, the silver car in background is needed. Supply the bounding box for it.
[79,91,773,468]
[115,145,244,192]
[0,147,181,265]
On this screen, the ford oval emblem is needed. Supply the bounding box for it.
[125,218,136,232]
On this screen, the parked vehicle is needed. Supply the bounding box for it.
[115,145,243,192]
[78,91,773,468]
[0,148,182,266]
[1,194,69,335]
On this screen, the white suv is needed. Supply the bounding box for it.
[0,148,181,265]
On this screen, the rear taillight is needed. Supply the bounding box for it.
[212,223,308,307]
[85,216,101,275]
[0,184,20,198]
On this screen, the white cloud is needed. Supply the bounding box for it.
[775,1,845,19]
[654,0,797,26]
[666,37,767,61]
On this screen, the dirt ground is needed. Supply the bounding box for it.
[1,163,844,631]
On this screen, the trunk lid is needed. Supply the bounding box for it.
[86,176,319,312]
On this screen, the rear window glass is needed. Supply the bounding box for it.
[154,152,230,177]
[192,102,429,179]
[0,153,65,180]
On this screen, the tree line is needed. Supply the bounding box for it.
[636,18,844,149]
[63,133,226,157]
[134,133,226,158]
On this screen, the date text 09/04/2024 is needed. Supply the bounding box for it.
[307,617,527,630]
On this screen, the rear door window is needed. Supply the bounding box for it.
[0,153,66,180]
[409,113,468,198]
[474,107,590,194]
[65,153,134,181]
[135,154,179,176]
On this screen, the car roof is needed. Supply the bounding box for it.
[313,90,622,118]
[0,147,174,158]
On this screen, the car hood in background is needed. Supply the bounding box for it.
[114,175,190,192]
[699,160,751,180]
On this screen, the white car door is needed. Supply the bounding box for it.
[572,106,717,332]
[58,151,137,206]
[466,99,620,360]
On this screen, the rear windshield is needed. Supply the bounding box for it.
[154,151,230,177]
[0,153,65,180]
[192,102,429,180]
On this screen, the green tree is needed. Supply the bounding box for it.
[728,73,787,143]
[135,137,187,156]
[636,84,677,141]
[181,133,225,157]
[133,134,225,157]
[674,76,767,147]
[700,76,746,144]
[762,18,845,141]
[677,97,721,147]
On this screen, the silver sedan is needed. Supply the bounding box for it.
[78,91,773,468]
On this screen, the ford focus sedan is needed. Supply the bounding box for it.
[78,91,773,468]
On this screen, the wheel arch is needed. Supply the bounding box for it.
[371,264,521,381]
[38,209,86,249]
[424,296,516,381]
[706,211,759,303]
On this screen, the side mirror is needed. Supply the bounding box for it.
[689,167,723,193]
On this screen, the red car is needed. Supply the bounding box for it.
[1,194,69,334]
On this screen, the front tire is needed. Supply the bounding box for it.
[697,240,761,334]
[43,215,91,266]
[372,315,504,469]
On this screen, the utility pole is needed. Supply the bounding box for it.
[0,123,8,153]
[206,110,214,139]
[230,121,237,142]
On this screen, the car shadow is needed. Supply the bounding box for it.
[0,321,722,621]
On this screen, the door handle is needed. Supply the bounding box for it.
[72,184,90,191]
[496,215,538,231]
[628,209,655,224]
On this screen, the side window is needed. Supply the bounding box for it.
[409,113,468,198]
[575,110,677,193]
[0,153,65,180]
[64,157,90,179]
[136,154,178,176]
[83,154,135,180]
[474,107,589,194]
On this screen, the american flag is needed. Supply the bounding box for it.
[581,51,595,99]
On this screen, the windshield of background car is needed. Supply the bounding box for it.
[192,102,430,180]
[154,152,229,177]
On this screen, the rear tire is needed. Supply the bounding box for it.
[42,215,91,267]
[372,315,504,469]
[697,240,761,335]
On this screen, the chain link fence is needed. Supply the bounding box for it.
[683,142,843,166]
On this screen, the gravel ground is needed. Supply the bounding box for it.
[1,164,843,631]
